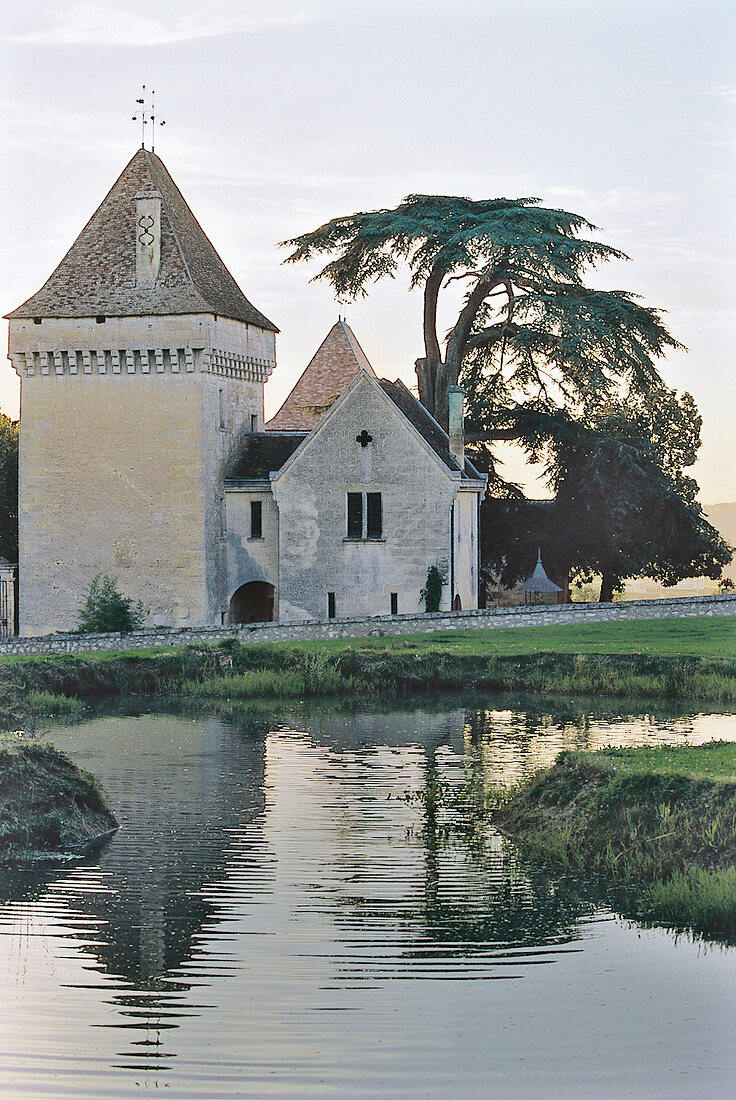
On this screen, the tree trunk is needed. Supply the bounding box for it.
[413,358,435,413]
[415,356,457,431]
[599,571,617,603]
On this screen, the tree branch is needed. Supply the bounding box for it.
[445,275,505,379]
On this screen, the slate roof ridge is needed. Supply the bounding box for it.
[266,320,375,431]
[7,148,277,330]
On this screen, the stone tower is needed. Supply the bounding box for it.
[6,148,277,635]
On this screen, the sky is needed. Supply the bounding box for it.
[0,0,734,501]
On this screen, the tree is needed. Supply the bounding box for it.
[551,435,729,603]
[282,194,681,431]
[481,389,732,602]
[76,574,145,634]
[283,194,726,599]
[0,412,18,563]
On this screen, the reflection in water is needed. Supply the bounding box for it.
[0,701,734,1097]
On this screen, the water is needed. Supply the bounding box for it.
[1,697,735,1098]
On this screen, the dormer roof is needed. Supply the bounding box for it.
[6,148,277,330]
[266,320,375,431]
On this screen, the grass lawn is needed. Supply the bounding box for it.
[572,741,736,782]
[282,615,736,660]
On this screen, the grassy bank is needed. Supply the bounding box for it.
[0,733,117,862]
[493,741,736,939]
[0,617,734,723]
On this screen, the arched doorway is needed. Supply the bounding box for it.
[229,581,276,624]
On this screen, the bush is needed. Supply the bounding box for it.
[76,574,145,634]
[420,565,444,613]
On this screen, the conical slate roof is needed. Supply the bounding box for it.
[517,548,562,593]
[267,320,375,431]
[6,148,277,330]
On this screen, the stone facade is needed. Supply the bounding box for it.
[227,370,486,622]
[9,314,273,634]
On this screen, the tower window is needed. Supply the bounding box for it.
[95,315,106,324]
[327,592,336,619]
[250,500,262,539]
[251,413,258,432]
[390,592,398,615]
[218,389,225,430]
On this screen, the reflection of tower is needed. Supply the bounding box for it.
[7,149,278,635]
[35,714,268,988]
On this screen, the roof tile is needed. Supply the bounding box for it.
[6,149,277,330]
[267,321,374,430]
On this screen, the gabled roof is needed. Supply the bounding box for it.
[266,320,375,430]
[225,432,307,483]
[378,378,483,480]
[6,148,277,330]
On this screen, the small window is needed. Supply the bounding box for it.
[250,413,258,432]
[219,496,226,539]
[218,389,225,430]
[390,592,398,615]
[347,493,363,539]
[366,493,382,539]
[33,317,42,325]
[327,592,336,619]
[250,499,262,539]
[95,315,106,324]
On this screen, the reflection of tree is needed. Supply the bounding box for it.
[412,745,595,955]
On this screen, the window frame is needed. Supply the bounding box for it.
[250,499,263,540]
[345,491,383,541]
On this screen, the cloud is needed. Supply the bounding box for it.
[703,83,736,104]
[0,0,321,46]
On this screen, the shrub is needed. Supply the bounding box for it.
[420,565,445,613]
[76,574,145,634]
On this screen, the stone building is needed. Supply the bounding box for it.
[226,323,486,623]
[7,149,485,635]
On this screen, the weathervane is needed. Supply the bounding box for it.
[336,295,351,324]
[132,85,166,152]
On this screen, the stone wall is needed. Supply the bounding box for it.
[0,593,733,658]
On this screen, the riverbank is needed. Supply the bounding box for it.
[0,617,735,725]
[493,741,736,939]
[0,733,117,863]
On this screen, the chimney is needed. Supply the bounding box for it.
[448,385,465,468]
[134,189,162,288]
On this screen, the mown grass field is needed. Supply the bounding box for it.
[572,740,736,782]
[279,615,736,659]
